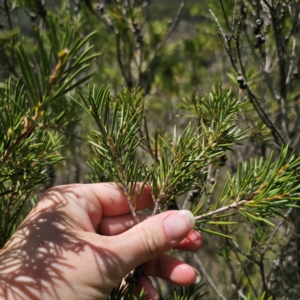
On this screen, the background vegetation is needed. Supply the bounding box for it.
[1,0,300,299]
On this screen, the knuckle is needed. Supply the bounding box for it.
[135,225,160,261]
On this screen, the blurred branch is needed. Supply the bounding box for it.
[210,2,293,154]
[193,253,227,300]
[141,0,186,81]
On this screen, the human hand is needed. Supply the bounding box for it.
[0,183,202,300]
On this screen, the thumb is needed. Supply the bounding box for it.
[113,210,195,271]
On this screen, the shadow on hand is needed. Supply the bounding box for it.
[0,186,120,300]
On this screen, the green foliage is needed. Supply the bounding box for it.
[247,290,272,300]
[168,283,208,300]
[75,84,248,218]
[0,2,98,247]
[194,146,300,234]
[0,80,63,246]
[108,282,146,300]
[2,0,300,299]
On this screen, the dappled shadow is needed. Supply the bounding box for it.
[0,186,120,300]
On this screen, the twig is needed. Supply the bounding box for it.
[195,199,248,220]
[262,207,293,255]
[209,7,294,155]
[228,240,258,299]
[192,253,227,300]
[246,86,287,149]
[141,0,186,79]
[4,0,13,31]
[235,16,246,83]
[209,9,232,58]
[206,165,220,208]
[121,184,140,223]
[219,0,231,32]
[266,2,289,140]
[230,238,261,265]
[231,0,238,34]
[285,33,298,87]
[151,159,178,216]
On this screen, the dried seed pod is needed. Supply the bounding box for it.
[293,70,299,78]
[255,34,262,41]
[125,273,135,284]
[96,4,104,12]
[74,5,80,12]
[239,81,248,90]
[134,27,141,35]
[186,188,201,203]
[167,200,179,210]
[254,34,265,48]
[29,12,37,21]
[237,76,245,83]
[35,0,47,18]
[255,18,264,27]
[240,4,247,18]
[125,266,145,284]
[219,154,227,167]
[237,76,247,89]
[133,266,145,279]
[253,25,260,35]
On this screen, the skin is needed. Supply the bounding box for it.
[0,183,202,300]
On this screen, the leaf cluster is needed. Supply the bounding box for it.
[0,10,99,246]
[0,79,63,246]
[74,84,248,218]
[167,283,208,300]
[194,146,300,237]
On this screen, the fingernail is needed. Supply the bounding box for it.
[194,268,201,283]
[163,210,195,242]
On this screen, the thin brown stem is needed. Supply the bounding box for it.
[141,0,186,79]
[192,253,227,300]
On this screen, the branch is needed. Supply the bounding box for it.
[116,34,131,88]
[266,2,289,140]
[209,7,295,154]
[141,0,186,78]
[218,0,231,32]
[225,237,259,299]
[192,253,227,300]
[195,199,248,221]
[262,207,293,256]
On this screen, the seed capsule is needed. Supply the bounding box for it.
[186,188,201,203]
[125,266,145,284]
[167,200,179,210]
[253,25,260,35]
[239,81,247,90]
[255,18,264,27]
[210,178,216,184]
[237,76,244,83]
[219,154,227,167]
[133,266,145,279]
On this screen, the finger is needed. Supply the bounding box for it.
[74,183,153,216]
[99,214,202,251]
[39,183,153,230]
[98,213,148,235]
[106,210,195,273]
[134,276,158,300]
[142,253,200,286]
[175,229,203,251]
